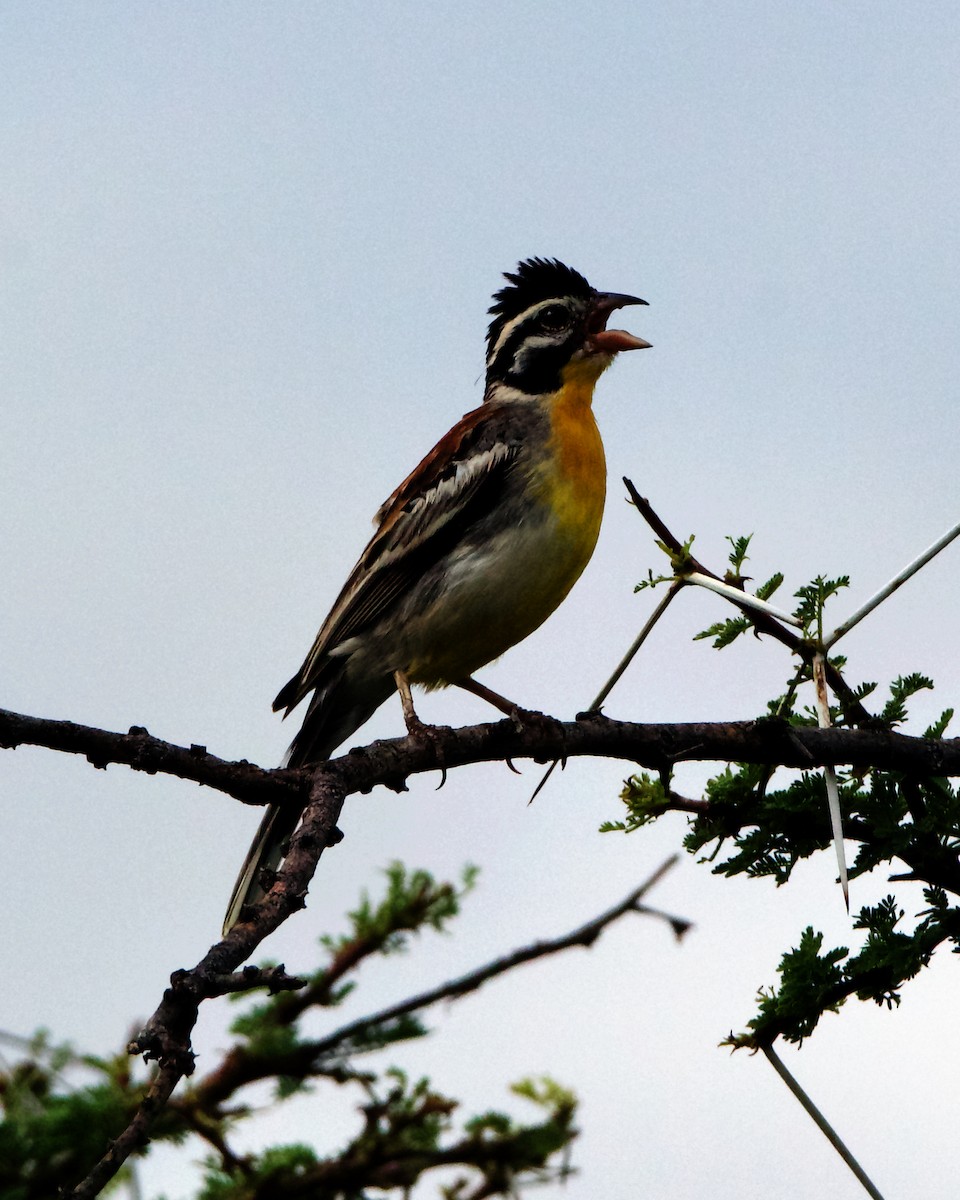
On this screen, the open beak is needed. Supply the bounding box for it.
[587,291,652,353]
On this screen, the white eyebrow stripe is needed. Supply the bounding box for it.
[486,297,565,366]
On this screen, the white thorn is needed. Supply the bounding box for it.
[813,653,849,911]
[685,572,804,628]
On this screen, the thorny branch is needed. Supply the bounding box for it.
[622,479,875,726]
[3,700,952,1196]
[0,709,303,806]
[61,769,348,1199]
[4,708,960,809]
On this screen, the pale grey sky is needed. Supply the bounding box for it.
[3,4,959,1197]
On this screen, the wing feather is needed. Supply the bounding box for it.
[274,405,521,713]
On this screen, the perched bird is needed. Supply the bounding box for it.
[224,258,650,933]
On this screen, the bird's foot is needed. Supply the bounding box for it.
[507,704,568,746]
[394,669,448,765]
[403,713,453,778]
[454,675,566,750]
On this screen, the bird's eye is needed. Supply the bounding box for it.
[537,303,571,333]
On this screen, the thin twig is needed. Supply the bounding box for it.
[824,517,960,649]
[204,966,308,995]
[318,855,688,1042]
[756,661,808,800]
[529,581,682,802]
[65,1064,183,1199]
[762,1044,886,1200]
[194,856,689,1106]
[587,584,684,713]
[660,790,711,815]
[625,484,863,909]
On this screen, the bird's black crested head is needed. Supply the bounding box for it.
[486,257,596,358]
[483,257,647,397]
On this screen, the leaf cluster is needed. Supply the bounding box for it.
[0,1032,152,1200]
[197,1069,575,1200]
[619,539,960,1047]
[729,883,960,1048]
[0,865,577,1199]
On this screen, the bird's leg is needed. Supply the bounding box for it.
[456,677,564,742]
[394,670,449,770]
[457,675,567,778]
[455,676,525,717]
[394,669,425,732]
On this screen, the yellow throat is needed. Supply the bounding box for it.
[539,355,609,548]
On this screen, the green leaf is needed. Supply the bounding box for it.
[610,773,670,832]
[725,533,753,576]
[755,572,784,601]
[924,708,954,739]
[880,673,934,727]
[792,574,850,637]
[748,928,849,1045]
[694,616,751,648]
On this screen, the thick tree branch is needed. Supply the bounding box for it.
[0,708,303,806]
[4,707,960,813]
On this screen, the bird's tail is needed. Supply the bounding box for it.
[222,665,396,935]
[221,801,299,936]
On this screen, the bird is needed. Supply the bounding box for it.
[223,257,650,933]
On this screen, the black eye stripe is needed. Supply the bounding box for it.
[489,302,577,363]
[485,310,581,394]
[492,319,558,367]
